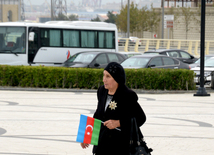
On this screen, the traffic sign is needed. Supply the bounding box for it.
[164,15,174,21]
[164,20,167,29]
[167,21,173,28]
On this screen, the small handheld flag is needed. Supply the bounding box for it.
[76,114,101,145]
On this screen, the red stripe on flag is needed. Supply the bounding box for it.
[83,116,95,144]
[67,50,70,59]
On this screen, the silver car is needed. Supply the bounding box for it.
[191,57,214,85]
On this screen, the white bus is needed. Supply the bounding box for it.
[0,21,118,66]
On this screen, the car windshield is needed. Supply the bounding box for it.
[205,58,214,67]
[66,53,97,63]
[195,56,213,64]
[121,57,150,68]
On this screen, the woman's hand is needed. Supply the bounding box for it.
[103,120,120,129]
[80,143,89,149]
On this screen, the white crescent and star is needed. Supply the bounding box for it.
[86,125,93,135]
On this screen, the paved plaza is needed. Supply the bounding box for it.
[0,89,214,155]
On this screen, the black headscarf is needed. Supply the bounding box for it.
[104,62,126,85]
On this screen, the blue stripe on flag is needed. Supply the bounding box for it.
[76,114,87,143]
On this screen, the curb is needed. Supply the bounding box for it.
[0,86,213,94]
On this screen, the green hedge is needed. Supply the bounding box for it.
[0,65,196,90]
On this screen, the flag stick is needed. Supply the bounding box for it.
[101,121,121,131]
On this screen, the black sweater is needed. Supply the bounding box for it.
[93,84,146,155]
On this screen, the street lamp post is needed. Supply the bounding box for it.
[127,0,130,38]
[51,0,54,20]
[1,0,3,22]
[194,0,210,96]
[162,0,165,39]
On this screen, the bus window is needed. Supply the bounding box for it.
[40,29,62,47]
[98,31,115,49]
[50,30,61,46]
[98,32,105,48]
[81,30,97,48]
[0,34,4,50]
[106,32,114,48]
[63,30,80,47]
[0,27,26,54]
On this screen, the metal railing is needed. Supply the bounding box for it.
[119,38,214,56]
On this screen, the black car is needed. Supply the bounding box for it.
[144,49,198,64]
[62,51,127,68]
[121,54,190,69]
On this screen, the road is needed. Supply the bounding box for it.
[0,90,214,155]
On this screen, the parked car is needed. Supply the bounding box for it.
[119,52,143,59]
[189,54,214,68]
[191,57,214,85]
[144,49,198,64]
[120,54,190,69]
[129,36,142,46]
[118,37,141,46]
[62,51,127,68]
[118,38,127,46]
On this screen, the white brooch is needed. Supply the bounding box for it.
[109,101,117,110]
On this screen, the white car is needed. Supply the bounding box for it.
[191,57,214,84]
[129,36,142,46]
[189,54,214,68]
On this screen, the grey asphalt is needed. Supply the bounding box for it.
[0,87,214,155]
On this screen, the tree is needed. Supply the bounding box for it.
[68,14,78,21]
[54,13,78,21]
[138,6,149,32]
[194,6,202,33]
[116,5,128,33]
[179,6,196,39]
[147,4,160,37]
[55,13,68,21]
[104,11,117,24]
[116,2,140,33]
[91,16,101,22]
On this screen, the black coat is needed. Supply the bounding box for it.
[93,84,146,155]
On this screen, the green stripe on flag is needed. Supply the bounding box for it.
[91,118,101,145]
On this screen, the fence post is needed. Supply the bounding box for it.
[156,40,160,49]
[124,38,129,52]
[167,40,170,49]
[188,41,192,54]
[145,40,149,51]
[134,39,139,52]
[194,41,199,56]
[205,41,210,55]
[177,41,181,49]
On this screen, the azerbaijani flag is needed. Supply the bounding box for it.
[76,114,101,145]
[66,50,70,59]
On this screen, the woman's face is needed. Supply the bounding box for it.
[103,70,118,90]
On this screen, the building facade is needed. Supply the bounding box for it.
[0,0,19,22]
